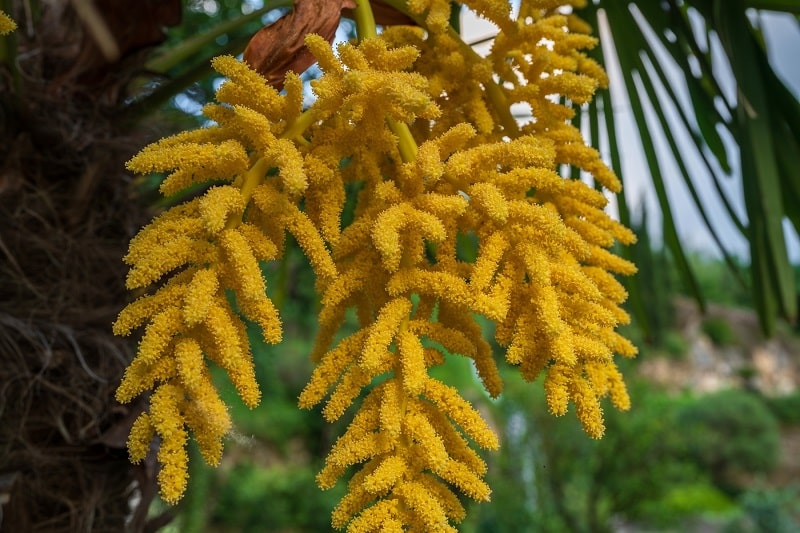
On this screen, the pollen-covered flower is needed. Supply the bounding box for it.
[116,0,637,527]
[0,10,15,34]
[114,53,326,503]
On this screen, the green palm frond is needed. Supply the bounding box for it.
[579,0,799,335]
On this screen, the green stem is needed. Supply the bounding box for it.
[388,117,419,163]
[352,0,378,40]
[352,0,419,163]
[226,108,316,230]
[282,107,315,144]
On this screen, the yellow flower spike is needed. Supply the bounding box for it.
[544,364,571,416]
[211,55,285,119]
[570,377,605,438]
[463,0,514,32]
[606,365,632,411]
[174,338,206,392]
[423,378,499,451]
[397,330,427,395]
[404,407,449,470]
[436,303,504,397]
[311,304,352,365]
[183,379,232,464]
[235,222,278,261]
[185,414,224,466]
[149,383,190,503]
[547,328,578,367]
[587,245,638,276]
[142,140,250,197]
[468,182,510,224]
[519,348,551,383]
[269,138,308,198]
[116,356,177,404]
[218,229,265,301]
[303,157,345,246]
[439,458,493,502]
[222,105,281,155]
[333,466,394,530]
[412,192,468,221]
[470,231,510,292]
[337,41,370,71]
[388,269,478,316]
[360,297,413,372]
[239,297,283,345]
[373,180,404,204]
[431,122,477,158]
[317,401,382,490]
[320,262,370,311]
[602,329,638,358]
[371,204,446,272]
[127,413,155,463]
[572,333,613,361]
[0,10,16,34]
[540,72,598,105]
[186,398,230,444]
[409,321,476,359]
[323,361,391,422]
[417,400,488,474]
[418,474,466,521]
[378,380,403,438]
[305,34,345,75]
[282,72,305,120]
[203,304,260,408]
[113,273,190,336]
[254,182,333,272]
[394,481,454,532]
[505,313,535,366]
[406,0,451,32]
[362,455,407,494]
[135,306,183,365]
[323,431,394,485]
[125,237,211,290]
[299,331,367,409]
[198,186,246,234]
[182,269,219,326]
[483,262,516,320]
[348,500,403,533]
[124,202,205,264]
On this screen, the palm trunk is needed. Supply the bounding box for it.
[0,1,179,530]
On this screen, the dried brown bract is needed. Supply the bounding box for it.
[243,0,356,90]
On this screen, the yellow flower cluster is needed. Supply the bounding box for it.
[115,0,637,527]
[0,9,15,34]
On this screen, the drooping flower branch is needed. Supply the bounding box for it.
[115,0,637,529]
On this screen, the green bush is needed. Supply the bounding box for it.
[723,486,800,533]
[763,392,800,425]
[677,390,780,492]
[662,329,690,359]
[701,316,738,346]
[212,463,343,532]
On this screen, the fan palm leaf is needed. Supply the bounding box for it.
[574,0,799,335]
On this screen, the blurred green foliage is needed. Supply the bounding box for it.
[677,390,781,494]
[763,392,800,425]
[213,463,343,531]
[701,316,740,346]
